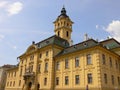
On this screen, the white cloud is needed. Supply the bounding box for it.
[0,1,8,8]
[106,20,120,41]
[0,1,23,19]
[7,2,23,16]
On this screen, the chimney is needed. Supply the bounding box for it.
[69,39,73,46]
[84,33,88,41]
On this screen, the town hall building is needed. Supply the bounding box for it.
[5,7,120,90]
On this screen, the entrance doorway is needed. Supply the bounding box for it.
[28,82,32,90]
[37,84,40,90]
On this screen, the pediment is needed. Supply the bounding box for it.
[26,45,37,54]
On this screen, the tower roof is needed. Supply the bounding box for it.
[54,6,73,23]
[58,6,69,19]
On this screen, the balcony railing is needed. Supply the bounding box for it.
[23,71,35,80]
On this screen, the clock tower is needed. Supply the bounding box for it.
[54,7,73,44]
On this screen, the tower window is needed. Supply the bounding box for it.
[66,31,69,37]
[58,31,60,37]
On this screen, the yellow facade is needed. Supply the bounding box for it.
[5,7,120,90]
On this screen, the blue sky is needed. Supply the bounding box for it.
[0,0,120,66]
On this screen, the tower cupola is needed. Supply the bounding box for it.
[53,7,73,44]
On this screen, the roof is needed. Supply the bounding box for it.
[18,35,69,58]
[6,65,18,71]
[56,38,120,57]
[100,38,120,49]
[0,64,16,69]
[56,39,99,56]
[35,35,69,48]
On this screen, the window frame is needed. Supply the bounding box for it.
[87,54,92,65]
[75,75,80,85]
[65,76,69,85]
[87,73,92,84]
[75,57,79,67]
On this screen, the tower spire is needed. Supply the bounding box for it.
[60,6,67,16]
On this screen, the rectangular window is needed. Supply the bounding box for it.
[65,76,69,85]
[44,78,47,85]
[38,64,41,73]
[45,62,48,72]
[30,55,34,60]
[7,82,9,86]
[65,59,69,69]
[87,73,92,84]
[109,57,112,67]
[46,51,49,56]
[111,75,114,85]
[39,53,42,58]
[20,67,23,76]
[25,65,26,73]
[102,54,106,64]
[75,75,80,85]
[56,77,59,85]
[104,73,107,84]
[87,54,92,65]
[116,60,118,69]
[75,57,79,67]
[29,65,33,72]
[13,81,15,86]
[19,80,21,86]
[10,81,12,86]
[56,61,60,70]
[118,77,120,85]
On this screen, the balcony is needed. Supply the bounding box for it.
[23,71,35,80]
